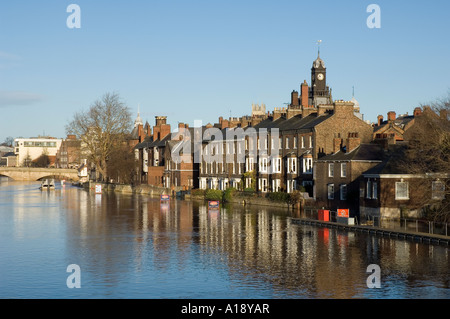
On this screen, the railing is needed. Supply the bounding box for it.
[360,215,449,237]
[303,208,449,237]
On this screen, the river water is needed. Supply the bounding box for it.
[0,179,448,299]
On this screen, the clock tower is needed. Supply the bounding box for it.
[310,53,332,107]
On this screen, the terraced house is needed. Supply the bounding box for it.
[197,54,373,197]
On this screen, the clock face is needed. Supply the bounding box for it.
[317,73,324,81]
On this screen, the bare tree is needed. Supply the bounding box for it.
[2,136,14,147]
[401,93,450,221]
[66,92,132,181]
[107,143,138,184]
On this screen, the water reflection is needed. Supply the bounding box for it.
[0,181,448,299]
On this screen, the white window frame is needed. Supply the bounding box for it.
[432,180,445,200]
[259,157,268,173]
[341,162,347,178]
[327,183,335,200]
[302,157,313,174]
[395,181,409,200]
[328,163,334,177]
[287,157,297,174]
[258,178,268,193]
[272,179,281,192]
[287,179,297,193]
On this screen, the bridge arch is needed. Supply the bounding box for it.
[0,167,79,182]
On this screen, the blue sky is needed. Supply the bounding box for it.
[1,0,449,142]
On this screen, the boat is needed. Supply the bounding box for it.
[40,179,49,190]
[40,178,55,191]
[48,179,55,190]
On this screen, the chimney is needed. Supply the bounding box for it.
[138,124,144,143]
[145,124,152,138]
[387,111,396,122]
[155,116,167,127]
[286,108,302,119]
[273,107,286,121]
[333,100,354,118]
[291,90,299,106]
[377,115,384,126]
[333,138,342,153]
[346,132,361,153]
[301,80,309,107]
[154,116,170,140]
[221,119,229,129]
[413,107,422,117]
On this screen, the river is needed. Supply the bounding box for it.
[0,179,448,299]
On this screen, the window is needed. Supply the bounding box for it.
[366,180,378,199]
[272,157,282,173]
[293,136,297,149]
[259,178,268,192]
[340,184,347,200]
[246,157,254,172]
[287,157,297,173]
[432,181,446,200]
[328,163,334,177]
[341,163,347,178]
[372,182,378,199]
[259,157,268,173]
[309,136,313,148]
[327,184,335,200]
[366,180,372,199]
[272,179,281,192]
[301,136,305,148]
[395,182,409,200]
[302,157,313,174]
[287,180,297,193]
[285,137,289,149]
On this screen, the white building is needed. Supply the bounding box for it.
[14,137,63,167]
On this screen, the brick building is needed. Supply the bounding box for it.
[314,142,383,216]
[197,53,374,197]
[360,145,449,219]
[134,116,171,186]
[163,123,200,190]
[55,135,82,169]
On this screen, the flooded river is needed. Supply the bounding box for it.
[0,179,448,299]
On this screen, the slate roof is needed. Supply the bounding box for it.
[253,114,331,132]
[373,115,415,133]
[316,143,384,162]
[362,143,411,175]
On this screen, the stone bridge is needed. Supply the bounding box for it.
[0,167,79,181]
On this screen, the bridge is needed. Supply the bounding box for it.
[0,167,79,181]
